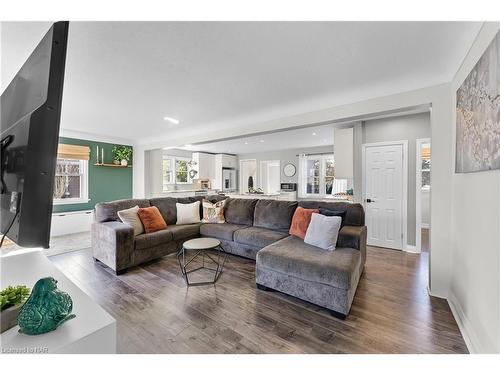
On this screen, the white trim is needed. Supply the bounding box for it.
[421,223,430,229]
[362,140,408,251]
[404,245,418,253]
[415,138,431,253]
[60,128,136,147]
[448,292,481,354]
[53,198,91,205]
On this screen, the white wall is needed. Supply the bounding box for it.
[447,23,500,354]
[238,145,334,186]
[360,112,431,247]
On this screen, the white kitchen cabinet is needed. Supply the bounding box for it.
[192,152,215,183]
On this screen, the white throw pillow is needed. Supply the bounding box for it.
[176,201,201,225]
[304,213,341,251]
[117,205,144,236]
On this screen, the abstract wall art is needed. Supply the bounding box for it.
[456,31,500,173]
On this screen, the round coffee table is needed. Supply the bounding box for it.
[177,238,228,286]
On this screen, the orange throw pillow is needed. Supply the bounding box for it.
[289,207,319,239]
[137,206,167,233]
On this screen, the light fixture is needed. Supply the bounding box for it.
[163,116,180,124]
[312,132,317,136]
[244,141,248,145]
[260,139,265,143]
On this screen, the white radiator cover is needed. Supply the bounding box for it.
[51,210,94,237]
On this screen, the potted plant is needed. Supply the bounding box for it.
[1,285,30,333]
[112,145,133,166]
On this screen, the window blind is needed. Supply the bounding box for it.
[57,144,90,161]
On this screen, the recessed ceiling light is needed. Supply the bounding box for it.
[244,141,248,145]
[260,140,265,143]
[163,116,180,124]
[312,132,317,136]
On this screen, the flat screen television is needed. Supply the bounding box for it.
[1,21,69,248]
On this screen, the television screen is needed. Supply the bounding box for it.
[1,21,69,248]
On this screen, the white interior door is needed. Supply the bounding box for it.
[364,143,404,250]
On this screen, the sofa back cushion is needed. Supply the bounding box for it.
[95,199,150,223]
[149,197,190,225]
[224,198,258,226]
[298,201,364,226]
[254,200,298,232]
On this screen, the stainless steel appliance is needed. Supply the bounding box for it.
[222,168,237,191]
[280,182,297,191]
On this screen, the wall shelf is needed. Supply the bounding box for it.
[93,163,132,168]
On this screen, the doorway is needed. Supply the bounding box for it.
[259,160,281,194]
[416,138,431,253]
[362,141,408,250]
[239,159,257,194]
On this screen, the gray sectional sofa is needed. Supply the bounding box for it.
[92,195,366,318]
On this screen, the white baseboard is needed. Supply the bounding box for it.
[404,244,420,253]
[447,292,481,354]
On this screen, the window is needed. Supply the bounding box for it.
[53,158,89,204]
[175,159,189,183]
[299,154,353,198]
[162,155,192,190]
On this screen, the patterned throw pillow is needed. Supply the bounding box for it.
[202,199,226,223]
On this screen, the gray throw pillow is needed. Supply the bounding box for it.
[304,213,341,251]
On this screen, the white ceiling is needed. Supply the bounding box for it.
[1,21,481,146]
[173,123,337,154]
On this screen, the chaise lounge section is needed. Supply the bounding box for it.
[91,195,366,317]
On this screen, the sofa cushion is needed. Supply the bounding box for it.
[234,226,288,249]
[135,229,173,250]
[304,213,342,251]
[256,235,361,290]
[95,199,151,223]
[298,201,364,226]
[200,223,248,241]
[176,201,201,224]
[224,198,257,226]
[149,197,192,225]
[166,224,201,241]
[138,206,168,233]
[289,207,319,239]
[253,200,298,232]
[117,205,144,236]
[201,199,226,223]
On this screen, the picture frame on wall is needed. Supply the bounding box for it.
[455,30,500,173]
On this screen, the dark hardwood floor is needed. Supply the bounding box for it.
[49,244,467,354]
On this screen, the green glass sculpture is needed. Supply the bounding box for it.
[17,277,76,335]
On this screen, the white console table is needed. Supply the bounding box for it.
[0,250,116,354]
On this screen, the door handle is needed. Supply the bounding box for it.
[365,198,375,203]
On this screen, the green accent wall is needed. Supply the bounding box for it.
[52,137,133,213]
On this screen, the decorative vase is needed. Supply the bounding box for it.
[113,160,120,165]
[120,159,128,166]
[0,305,22,333]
